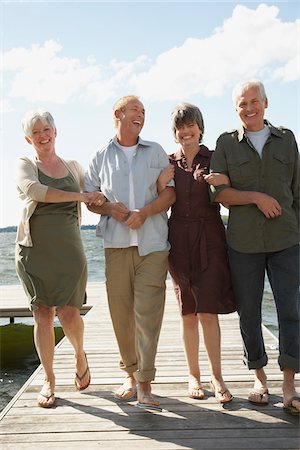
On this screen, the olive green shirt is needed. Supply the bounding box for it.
[210,121,299,253]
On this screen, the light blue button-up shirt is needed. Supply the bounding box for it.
[84,137,174,256]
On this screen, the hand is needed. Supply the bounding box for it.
[157,164,175,192]
[204,172,231,186]
[254,193,282,218]
[125,209,147,229]
[110,202,131,222]
[83,191,106,206]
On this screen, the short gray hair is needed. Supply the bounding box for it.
[232,79,267,106]
[21,109,56,137]
[171,103,204,142]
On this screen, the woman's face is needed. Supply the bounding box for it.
[25,119,56,153]
[175,122,202,149]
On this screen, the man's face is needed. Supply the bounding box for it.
[119,99,145,137]
[235,86,267,132]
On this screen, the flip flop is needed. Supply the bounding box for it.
[210,380,233,404]
[114,386,137,401]
[283,396,300,415]
[136,402,162,411]
[37,392,55,408]
[188,386,205,400]
[248,387,269,405]
[75,353,91,391]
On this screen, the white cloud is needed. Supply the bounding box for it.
[4,40,102,103]
[1,5,299,106]
[273,55,300,82]
[131,4,299,100]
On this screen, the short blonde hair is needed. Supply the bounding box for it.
[21,109,56,137]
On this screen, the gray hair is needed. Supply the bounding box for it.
[232,79,267,106]
[171,103,204,142]
[21,109,56,137]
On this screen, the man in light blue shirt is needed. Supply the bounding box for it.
[85,95,175,410]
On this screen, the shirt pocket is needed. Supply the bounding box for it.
[272,150,294,182]
[227,154,258,188]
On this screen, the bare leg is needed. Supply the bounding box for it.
[199,313,232,402]
[181,314,204,398]
[57,305,90,389]
[33,306,56,407]
[282,368,300,413]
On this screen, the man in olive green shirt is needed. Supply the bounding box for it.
[208,79,299,415]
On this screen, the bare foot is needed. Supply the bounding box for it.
[137,381,160,407]
[37,379,55,408]
[248,369,268,404]
[114,374,137,400]
[188,375,205,399]
[283,375,300,414]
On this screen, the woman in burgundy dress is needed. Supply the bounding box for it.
[158,103,235,403]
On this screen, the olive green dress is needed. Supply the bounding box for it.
[16,170,87,311]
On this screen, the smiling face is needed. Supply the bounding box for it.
[115,98,145,145]
[235,85,268,132]
[25,119,56,154]
[175,122,202,150]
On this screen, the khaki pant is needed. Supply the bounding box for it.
[105,247,169,382]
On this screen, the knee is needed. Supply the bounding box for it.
[182,313,198,330]
[58,306,81,327]
[199,313,218,327]
[34,308,55,328]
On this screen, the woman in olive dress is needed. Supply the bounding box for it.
[15,109,105,407]
[158,103,235,403]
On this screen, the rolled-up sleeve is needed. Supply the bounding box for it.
[209,138,231,202]
[84,153,102,193]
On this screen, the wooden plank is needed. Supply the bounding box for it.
[0,283,100,318]
[0,281,299,450]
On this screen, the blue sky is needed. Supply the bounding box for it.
[1,0,299,227]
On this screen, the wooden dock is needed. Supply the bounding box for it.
[0,282,299,449]
[0,284,97,321]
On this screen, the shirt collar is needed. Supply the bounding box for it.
[173,145,211,161]
[237,120,284,141]
[113,135,150,148]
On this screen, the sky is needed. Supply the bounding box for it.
[1,0,299,227]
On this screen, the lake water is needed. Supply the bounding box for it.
[0,229,278,412]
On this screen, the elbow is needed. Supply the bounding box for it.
[27,184,48,202]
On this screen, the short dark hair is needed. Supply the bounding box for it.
[171,103,204,142]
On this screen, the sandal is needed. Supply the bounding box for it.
[188,383,205,400]
[37,381,55,408]
[248,387,269,405]
[75,352,91,391]
[114,385,137,400]
[210,380,233,404]
[283,396,300,415]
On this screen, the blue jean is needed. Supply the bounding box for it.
[228,244,300,372]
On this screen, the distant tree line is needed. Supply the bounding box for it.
[0,225,97,233]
